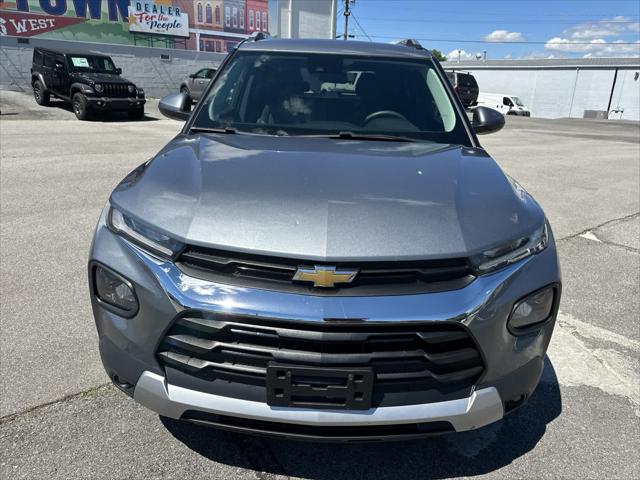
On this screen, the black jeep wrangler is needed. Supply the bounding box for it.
[31,48,146,120]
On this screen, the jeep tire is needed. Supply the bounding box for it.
[33,80,50,106]
[72,92,90,121]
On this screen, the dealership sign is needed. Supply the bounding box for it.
[0,11,87,36]
[128,1,188,37]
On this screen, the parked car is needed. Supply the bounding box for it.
[478,93,531,116]
[179,67,217,102]
[89,37,561,442]
[31,48,145,120]
[445,70,479,108]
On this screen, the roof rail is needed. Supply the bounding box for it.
[232,31,270,51]
[248,31,270,42]
[396,39,425,51]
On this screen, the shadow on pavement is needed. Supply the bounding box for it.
[161,358,561,479]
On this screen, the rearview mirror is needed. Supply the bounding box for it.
[471,106,505,135]
[159,92,192,121]
[115,67,122,75]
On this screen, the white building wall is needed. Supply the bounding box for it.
[568,69,616,118]
[529,70,577,118]
[270,0,336,39]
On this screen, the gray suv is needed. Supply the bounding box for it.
[89,37,561,441]
[179,67,216,102]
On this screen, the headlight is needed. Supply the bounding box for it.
[128,85,136,94]
[108,207,184,259]
[94,83,104,93]
[508,285,557,333]
[471,223,548,274]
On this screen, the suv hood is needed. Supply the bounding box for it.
[74,72,133,85]
[110,134,544,261]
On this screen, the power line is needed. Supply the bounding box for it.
[351,12,372,42]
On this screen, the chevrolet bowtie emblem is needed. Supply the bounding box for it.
[293,265,358,288]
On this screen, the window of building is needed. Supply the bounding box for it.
[256,11,260,30]
[239,8,244,29]
[215,40,222,52]
[197,2,203,23]
[262,11,267,31]
[232,7,238,28]
[249,10,254,29]
[214,5,220,25]
[225,6,230,27]
[205,3,212,24]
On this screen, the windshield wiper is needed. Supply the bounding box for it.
[329,131,416,142]
[190,126,237,134]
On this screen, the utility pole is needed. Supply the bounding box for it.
[343,0,352,40]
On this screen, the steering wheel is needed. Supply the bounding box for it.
[364,110,409,124]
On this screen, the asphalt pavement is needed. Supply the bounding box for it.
[1,90,638,479]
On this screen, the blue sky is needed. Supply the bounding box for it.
[341,0,640,59]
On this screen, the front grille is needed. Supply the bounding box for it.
[177,246,475,295]
[157,312,485,406]
[102,83,130,98]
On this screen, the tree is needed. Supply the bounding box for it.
[431,49,447,62]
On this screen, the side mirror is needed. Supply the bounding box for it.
[188,73,196,78]
[471,106,505,135]
[54,62,64,71]
[159,92,192,121]
[115,67,122,75]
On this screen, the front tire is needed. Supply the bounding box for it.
[72,93,90,121]
[33,80,50,106]
[128,107,145,120]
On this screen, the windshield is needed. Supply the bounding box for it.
[191,51,470,144]
[512,96,525,106]
[69,56,117,73]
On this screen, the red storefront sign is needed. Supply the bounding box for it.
[0,11,87,37]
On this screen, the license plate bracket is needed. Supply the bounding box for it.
[266,364,374,410]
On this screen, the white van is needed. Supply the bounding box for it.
[477,93,530,116]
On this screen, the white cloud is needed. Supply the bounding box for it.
[540,16,640,57]
[445,49,474,61]
[545,37,640,57]
[484,30,524,42]
[564,16,639,40]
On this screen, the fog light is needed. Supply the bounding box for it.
[508,286,555,333]
[94,265,138,315]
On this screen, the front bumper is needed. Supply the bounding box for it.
[86,96,146,111]
[135,371,504,440]
[90,206,561,439]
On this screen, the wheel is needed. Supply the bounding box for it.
[128,107,145,120]
[33,80,50,106]
[72,92,90,120]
